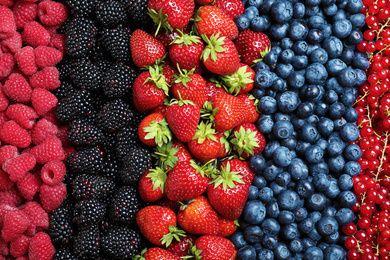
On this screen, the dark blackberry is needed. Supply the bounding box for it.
[54,245,77,260]
[73,199,106,227]
[57,57,75,81]
[68,118,105,146]
[73,225,101,260]
[70,58,103,92]
[48,199,74,245]
[126,0,152,30]
[101,152,122,183]
[67,146,105,174]
[65,17,97,58]
[130,109,147,128]
[55,89,94,123]
[101,24,131,64]
[96,0,127,28]
[66,0,97,17]
[102,63,139,99]
[53,80,77,100]
[72,173,116,201]
[101,226,142,259]
[115,126,139,162]
[118,146,153,185]
[96,58,117,74]
[97,99,133,133]
[109,185,141,224]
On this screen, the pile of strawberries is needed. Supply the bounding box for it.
[0,1,71,259]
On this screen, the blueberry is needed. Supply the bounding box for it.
[328,155,345,174]
[271,181,288,197]
[301,238,315,250]
[333,118,346,131]
[343,161,361,177]
[261,218,280,235]
[243,200,266,225]
[250,155,267,174]
[231,231,247,249]
[307,193,327,211]
[313,173,330,191]
[335,207,354,226]
[305,63,328,84]
[279,49,295,64]
[257,114,275,134]
[303,247,323,260]
[259,187,274,203]
[305,145,324,164]
[258,248,275,259]
[264,141,281,158]
[272,121,295,140]
[286,71,305,89]
[288,158,309,181]
[271,0,294,24]
[275,63,294,79]
[300,85,322,101]
[347,29,363,45]
[323,36,343,59]
[309,161,330,176]
[323,245,346,260]
[305,5,320,16]
[324,178,341,198]
[298,218,315,234]
[340,48,355,65]
[248,0,263,8]
[349,13,366,28]
[266,199,280,218]
[343,143,362,161]
[276,171,291,187]
[300,124,319,143]
[338,67,358,88]
[307,29,324,44]
[280,38,294,50]
[326,59,347,77]
[261,234,279,250]
[319,24,332,39]
[292,41,309,55]
[308,15,325,29]
[297,101,314,118]
[315,102,329,116]
[259,0,277,14]
[245,225,264,244]
[289,239,304,253]
[325,77,344,94]
[316,118,333,137]
[316,216,339,236]
[328,102,345,119]
[343,107,358,122]
[281,223,300,240]
[252,87,266,99]
[253,175,267,189]
[293,2,305,19]
[244,6,260,21]
[322,206,337,217]
[281,137,297,150]
[337,190,357,208]
[259,96,278,114]
[278,190,300,211]
[355,68,367,86]
[278,210,296,224]
[237,245,256,260]
[292,55,309,70]
[346,0,363,13]
[332,19,352,38]
[340,91,355,107]
[308,48,328,64]
[326,140,344,157]
[351,55,370,70]
[255,69,275,88]
[277,91,301,113]
[248,185,260,200]
[292,116,306,130]
[318,242,329,252]
[235,15,250,31]
[332,9,347,22]
[274,243,291,260]
[323,4,338,16]
[339,123,359,142]
[264,164,283,182]
[307,227,322,242]
[288,20,309,41]
[294,207,308,222]
[251,16,271,32]
[310,211,322,223]
[295,180,315,199]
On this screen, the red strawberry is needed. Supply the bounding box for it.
[237,94,260,123]
[213,0,245,20]
[155,197,180,214]
[165,99,200,142]
[169,32,204,74]
[200,34,240,76]
[1,209,30,242]
[216,131,231,158]
[148,0,194,34]
[138,113,171,147]
[189,235,237,260]
[136,205,185,246]
[217,215,238,237]
[5,104,39,129]
[235,29,271,66]
[188,122,221,163]
[177,195,220,236]
[28,232,55,260]
[16,172,41,200]
[154,25,191,49]
[153,140,193,170]
[195,0,214,5]
[220,63,255,95]
[205,77,228,101]
[226,159,255,184]
[39,182,66,212]
[230,123,266,159]
[137,247,181,260]
[0,120,31,148]
[195,5,238,40]
[166,233,196,257]
[138,167,167,203]
[10,234,30,257]
[130,29,166,68]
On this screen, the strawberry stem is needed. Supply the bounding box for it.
[143,118,172,147]
[153,142,180,170]
[200,33,226,62]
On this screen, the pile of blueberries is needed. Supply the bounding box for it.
[231,0,367,259]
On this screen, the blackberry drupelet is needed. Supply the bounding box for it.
[102,63,139,99]
[101,24,132,64]
[101,226,142,259]
[126,0,153,30]
[130,109,147,128]
[56,57,74,81]
[66,0,97,17]
[65,17,97,58]
[67,146,105,174]
[53,80,76,100]
[115,126,139,162]
[101,152,122,184]
[68,118,105,146]
[53,245,77,260]
[70,58,103,92]
[96,0,127,28]
[97,99,133,133]
[73,225,101,260]
[109,185,141,224]
[73,199,107,227]
[118,146,153,185]
[48,200,74,245]
[72,173,116,201]
[55,89,94,123]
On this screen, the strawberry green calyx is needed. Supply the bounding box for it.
[220,130,232,155]
[190,159,216,178]
[148,8,173,36]
[253,45,271,64]
[160,225,186,247]
[221,66,254,95]
[230,125,260,157]
[143,118,172,147]
[133,248,148,260]
[145,65,170,96]
[210,162,245,190]
[173,66,195,87]
[200,33,226,62]
[200,101,218,122]
[170,30,201,46]
[146,167,168,193]
[169,92,196,107]
[192,121,217,144]
[182,245,203,260]
[153,142,180,170]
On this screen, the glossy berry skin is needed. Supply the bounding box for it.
[165,102,200,142]
[235,29,271,66]
[172,73,208,109]
[169,35,204,74]
[130,30,166,68]
[194,235,237,260]
[213,0,245,20]
[142,247,181,260]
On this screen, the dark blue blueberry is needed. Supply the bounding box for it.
[266,199,280,218]
[313,173,330,191]
[333,118,347,131]
[323,36,343,58]
[310,211,322,223]
[287,71,306,89]
[291,116,306,130]
[264,51,279,69]
[328,155,346,174]
[293,2,305,19]
[257,114,275,134]
[322,206,337,217]
[253,175,267,189]
[255,61,270,73]
[273,120,295,139]
[355,68,367,86]
[288,20,309,41]
[338,190,357,208]
[349,13,366,28]
[259,187,274,203]
[338,67,358,87]
[307,193,327,211]
[294,207,308,222]
[288,157,309,181]
[323,3,338,16]
[307,29,324,44]
[255,69,275,88]
[300,85,322,101]
[261,218,280,235]
[317,118,334,137]
[352,55,370,70]
[298,218,315,234]
[271,0,294,24]
[244,226,264,244]
[305,145,324,164]
[332,19,352,38]
[325,77,344,94]
[326,139,344,157]
[326,59,347,77]
[261,234,279,250]
[275,63,294,79]
[281,137,297,150]
[347,29,363,45]
[278,190,300,211]
[340,91,356,107]
[300,124,319,143]
[315,102,329,116]
[324,231,340,245]
[270,23,290,41]
[296,101,314,118]
[259,0,277,14]
[292,41,308,55]
[301,238,316,251]
[248,0,263,8]
[323,245,346,260]
[270,181,287,196]
[292,55,309,70]
[303,247,323,260]
[252,87,266,99]
[305,5,320,16]
[274,113,291,122]
[324,90,338,104]
[289,239,304,253]
[277,91,300,113]
[307,227,322,242]
[259,96,278,114]
[251,16,270,32]
[237,245,256,260]
[320,24,333,38]
[265,89,277,98]
[264,140,281,158]
[243,200,266,225]
[339,123,359,142]
[281,224,300,240]
[248,185,260,200]
[250,155,267,174]
[343,161,361,177]
[274,243,291,260]
[235,14,250,31]
[306,43,321,55]
[258,248,275,259]
[263,164,283,182]
[346,0,363,13]
[276,171,291,187]
[309,161,330,176]
[231,231,247,249]
[278,210,296,224]
[244,5,260,20]
[316,216,339,236]
[279,49,295,64]
[308,15,325,29]
[316,138,328,150]
[280,38,294,50]
[344,106,358,122]
[332,9,347,22]
[295,180,315,199]
[344,143,362,161]
[328,102,345,119]
[340,48,355,65]
[305,63,328,84]
[309,48,328,64]
[335,208,354,226]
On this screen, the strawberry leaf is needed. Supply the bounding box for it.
[143,118,172,147]
[230,125,260,157]
[200,34,226,62]
[192,121,217,144]
[145,65,170,96]
[252,45,271,65]
[209,161,244,190]
[170,30,201,46]
[160,225,186,247]
[173,66,195,87]
[153,142,180,170]
[148,8,173,36]
[146,167,168,193]
[221,65,254,95]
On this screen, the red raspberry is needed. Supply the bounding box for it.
[30,136,65,164]
[21,201,49,230]
[39,182,66,212]
[31,88,58,115]
[14,46,38,76]
[0,112,8,129]
[34,46,63,68]
[21,21,50,47]
[28,232,55,260]
[29,67,60,90]
[41,160,66,186]
[12,0,37,29]
[1,209,31,242]
[0,53,15,80]
[6,104,39,129]
[10,234,31,258]
[0,120,32,148]
[0,236,9,256]
[0,145,19,166]
[2,153,36,182]
[0,6,16,39]
[16,172,40,200]
[0,202,18,225]
[31,118,58,145]
[48,33,66,53]
[42,107,61,125]
[1,32,22,54]
[56,125,71,146]
[0,87,9,112]
[0,186,25,207]
[0,169,14,191]
[2,73,32,102]
[45,25,60,37]
[0,0,14,7]
[37,0,68,26]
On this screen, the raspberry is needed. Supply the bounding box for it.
[28,232,55,260]
[0,120,32,148]
[0,145,18,166]
[2,153,36,182]
[21,21,50,47]
[42,108,61,125]
[14,46,38,76]
[31,88,58,116]
[48,33,66,53]
[0,169,13,191]
[1,209,31,242]
[16,172,40,200]
[34,46,63,68]
[5,104,39,129]
[0,87,9,112]
[12,0,37,29]
[37,1,68,26]
[39,183,66,212]
[21,201,49,230]
[29,66,60,90]
[30,136,64,164]
[0,112,8,129]
[0,53,15,80]
[10,234,31,257]
[0,236,9,256]
[0,0,14,7]
[0,186,24,206]
[2,73,32,102]
[1,32,22,54]
[40,160,66,186]
[31,118,58,145]
[0,6,16,39]
[56,125,71,147]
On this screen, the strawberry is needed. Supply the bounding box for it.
[216,131,231,158]
[177,195,220,236]
[234,29,271,67]
[165,99,200,142]
[195,6,238,40]
[217,215,238,237]
[138,113,171,147]
[154,25,191,49]
[226,159,255,184]
[188,122,221,163]
[136,205,185,246]
[138,167,167,203]
[165,160,212,201]
[132,65,169,113]
[213,0,245,20]
[171,68,207,109]
[189,235,237,260]
[169,32,204,74]
[205,78,228,101]
[135,247,181,260]
[200,34,240,76]
[153,140,193,170]
[166,233,196,257]
[195,0,214,5]
[148,0,194,34]
[237,94,260,123]
[220,63,255,95]
[230,123,266,159]
[130,29,166,68]
[160,58,178,86]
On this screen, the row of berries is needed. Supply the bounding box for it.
[0,1,71,259]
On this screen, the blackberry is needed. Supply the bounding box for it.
[65,17,97,58]
[96,0,127,28]
[118,146,153,185]
[102,63,139,99]
[53,80,77,100]
[97,99,133,132]
[101,24,131,64]
[73,225,101,260]
[109,185,141,224]
[68,118,105,146]
[96,59,117,74]
[57,57,74,81]
[48,200,74,245]
[55,89,94,123]
[130,109,147,128]
[73,199,106,227]
[101,226,142,259]
[67,146,105,174]
[54,245,77,260]
[70,58,103,92]
[101,152,122,183]
[126,0,152,30]
[66,0,97,17]
[72,173,116,200]
[115,126,139,162]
